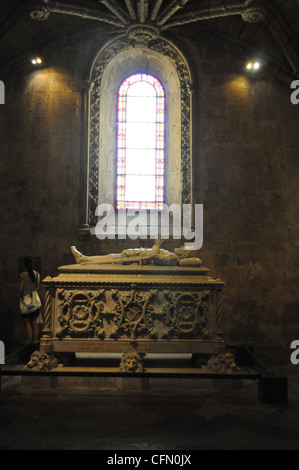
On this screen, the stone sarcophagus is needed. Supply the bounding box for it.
[39,244,225,370]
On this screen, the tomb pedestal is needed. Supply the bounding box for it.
[39,262,225,370]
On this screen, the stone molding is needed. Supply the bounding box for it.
[85,35,193,227]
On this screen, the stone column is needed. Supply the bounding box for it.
[40,282,54,354]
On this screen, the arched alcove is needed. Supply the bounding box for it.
[81,36,193,230]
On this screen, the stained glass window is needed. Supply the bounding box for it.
[116,73,165,210]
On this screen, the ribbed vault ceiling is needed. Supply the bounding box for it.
[0,0,298,84]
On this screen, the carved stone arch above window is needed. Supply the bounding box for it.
[80,35,193,232]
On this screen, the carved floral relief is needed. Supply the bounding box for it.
[56,288,106,339]
[162,290,211,338]
[55,287,213,341]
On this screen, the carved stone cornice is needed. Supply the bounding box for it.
[42,272,223,288]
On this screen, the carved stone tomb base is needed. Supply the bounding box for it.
[39,262,226,372]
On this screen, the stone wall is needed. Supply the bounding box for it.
[191,40,299,346]
[1,32,298,347]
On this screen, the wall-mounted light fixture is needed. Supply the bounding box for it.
[246,61,261,71]
[29,38,45,68]
[31,56,43,65]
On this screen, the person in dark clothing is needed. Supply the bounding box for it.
[19,257,41,342]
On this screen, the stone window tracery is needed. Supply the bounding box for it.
[80,37,193,233]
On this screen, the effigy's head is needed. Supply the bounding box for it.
[174,246,197,258]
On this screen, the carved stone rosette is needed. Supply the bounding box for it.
[162,290,211,339]
[56,288,106,339]
[29,1,50,21]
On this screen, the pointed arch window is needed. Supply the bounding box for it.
[116,73,165,210]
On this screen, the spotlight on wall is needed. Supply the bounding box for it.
[31,56,43,65]
[29,38,45,68]
[246,61,260,71]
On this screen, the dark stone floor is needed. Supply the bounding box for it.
[1,346,299,451]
